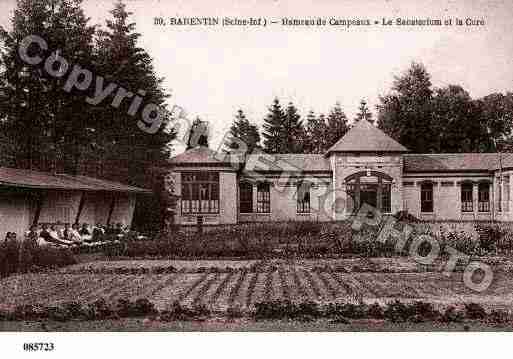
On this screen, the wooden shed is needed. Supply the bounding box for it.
[0,167,151,239]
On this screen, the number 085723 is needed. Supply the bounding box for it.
[23,343,55,351]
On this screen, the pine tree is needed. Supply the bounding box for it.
[304,110,328,153]
[226,109,261,154]
[283,101,305,153]
[262,98,286,153]
[326,102,349,150]
[0,0,96,173]
[354,99,373,124]
[94,0,175,184]
[92,1,176,232]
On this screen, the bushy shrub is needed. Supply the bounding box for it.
[226,306,244,319]
[86,298,114,320]
[410,301,440,322]
[488,309,510,324]
[46,306,73,322]
[33,246,77,269]
[367,302,385,319]
[325,303,368,319]
[384,301,414,322]
[441,306,465,323]
[382,301,441,323]
[160,301,212,321]
[475,224,501,253]
[393,211,420,223]
[253,300,321,320]
[115,298,157,318]
[464,303,487,320]
[105,221,352,259]
[62,302,87,319]
[12,304,47,321]
[0,241,77,277]
[438,229,478,256]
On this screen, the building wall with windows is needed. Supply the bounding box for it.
[169,122,513,225]
[169,156,513,225]
[329,153,404,219]
[402,174,496,221]
[237,174,333,222]
[172,165,238,225]
[494,170,513,222]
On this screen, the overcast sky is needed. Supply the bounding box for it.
[1,0,512,154]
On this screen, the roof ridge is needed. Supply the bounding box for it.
[325,120,409,154]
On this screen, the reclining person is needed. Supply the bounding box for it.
[38,224,73,247]
[79,223,93,242]
[68,223,83,243]
[92,223,105,242]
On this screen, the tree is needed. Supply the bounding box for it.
[262,98,286,153]
[0,0,96,172]
[186,117,209,149]
[94,0,175,184]
[303,110,328,153]
[354,99,373,124]
[94,1,176,233]
[226,109,260,154]
[283,101,305,153]
[431,85,484,152]
[477,92,513,151]
[326,102,349,150]
[377,62,435,153]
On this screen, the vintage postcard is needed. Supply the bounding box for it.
[1,0,513,356]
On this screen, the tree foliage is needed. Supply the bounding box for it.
[262,98,305,153]
[94,0,175,185]
[226,109,260,154]
[303,110,327,154]
[325,102,349,150]
[378,62,513,153]
[377,62,435,153]
[0,0,175,179]
[0,0,96,172]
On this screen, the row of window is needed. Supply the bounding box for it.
[420,182,491,213]
[240,182,311,214]
[181,171,502,216]
[181,171,311,215]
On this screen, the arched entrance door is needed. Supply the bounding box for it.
[345,171,392,214]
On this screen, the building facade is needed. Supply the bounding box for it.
[169,120,513,225]
[0,167,151,237]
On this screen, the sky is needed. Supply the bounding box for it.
[1,0,513,154]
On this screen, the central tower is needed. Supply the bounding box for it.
[324,120,409,219]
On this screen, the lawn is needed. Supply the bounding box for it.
[2,257,513,314]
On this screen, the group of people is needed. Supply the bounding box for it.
[21,222,129,248]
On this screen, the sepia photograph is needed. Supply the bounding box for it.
[1,0,513,356]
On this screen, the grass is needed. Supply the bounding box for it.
[1,317,512,332]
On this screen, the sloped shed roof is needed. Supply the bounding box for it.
[0,167,151,193]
